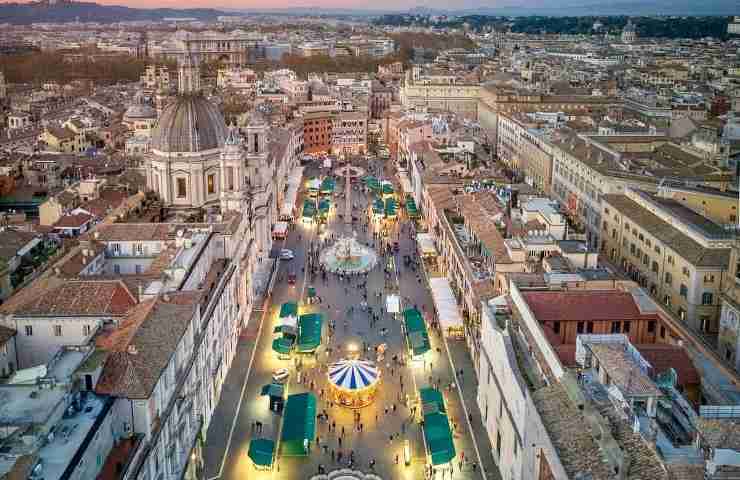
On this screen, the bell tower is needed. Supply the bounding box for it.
[243,111,272,261]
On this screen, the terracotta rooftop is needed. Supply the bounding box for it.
[13,280,136,317]
[95,292,201,399]
[521,290,653,322]
[54,213,94,229]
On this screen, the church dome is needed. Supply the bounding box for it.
[151,95,227,153]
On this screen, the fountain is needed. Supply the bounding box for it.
[320,232,378,274]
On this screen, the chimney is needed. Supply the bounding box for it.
[127,344,138,355]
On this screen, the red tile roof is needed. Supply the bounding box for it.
[636,344,700,387]
[14,280,136,316]
[521,291,652,322]
[54,213,93,229]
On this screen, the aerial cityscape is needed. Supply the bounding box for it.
[0,4,738,480]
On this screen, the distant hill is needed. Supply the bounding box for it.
[0,1,227,24]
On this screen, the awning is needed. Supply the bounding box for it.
[381,181,395,196]
[403,308,430,356]
[419,387,446,413]
[281,393,317,456]
[428,277,464,331]
[280,302,298,318]
[272,337,294,355]
[385,198,398,217]
[320,177,336,194]
[260,383,285,397]
[248,438,275,467]
[318,198,331,215]
[386,294,400,314]
[302,200,317,218]
[297,313,323,352]
[416,233,438,257]
[372,199,384,216]
[423,412,456,466]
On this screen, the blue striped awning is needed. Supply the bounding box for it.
[328,359,379,390]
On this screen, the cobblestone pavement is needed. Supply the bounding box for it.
[202,160,501,480]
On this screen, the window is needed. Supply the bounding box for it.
[660,326,666,338]
[176,178,187,198]
[24,325,33,336]
[704,274,715,283]
[577,321,584,334]
[647,320,656,333]
[553,321,561,334]
[702,292,713,305]
[587,321,594,333]
[701,316,711,332]
[664,272,672,285]
[53,325,62,337]
[663,295,672,307]
[667,255,674,265]
[680,284,688,298]
[207,174,215,194]
[678,308,686,320]
[623,321,631,333]
[611,321,620,334]
[83,325,91,336]
[655,245,661,254]
[652,261,659,273]
[682,266,690,277]
[630,243,636,254]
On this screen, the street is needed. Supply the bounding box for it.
[203,159,499,480]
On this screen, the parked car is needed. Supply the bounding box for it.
[279,249,295,260]
[272,368,290,384]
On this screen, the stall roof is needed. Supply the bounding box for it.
[281,393,317,456]
[297,313,323,352]
[248,438,275,467]
[272,337,293,355]
[416,233,438,256]
[423,412,456,465]
[428,278,464,330]
[280,302,298,318]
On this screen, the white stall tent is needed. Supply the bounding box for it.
[428,277,463,330]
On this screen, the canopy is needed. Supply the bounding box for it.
[372,198,384,216]
[320,177,336,194]
[272,337,294,355]
[428,277,464,331]
[365,177,381,192]
[386,294,400,314]
[423,411,456,466]
[260,383,285,398]
[302,200,317,218]
[279,302,298,329]
[281,393,317,456]
[318,198,331,215]
[280,302,298,318]
[280,167,304,218]
[328,359,380,390]
[297,313,323,352]
[307,286,317,298]
[419,387,446,413]
[248,438,275,467]
[381,181,395,196]
[405,197,419,218]
[385,198,398,218]
[403,308,430,356]
[416,233,438,257]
